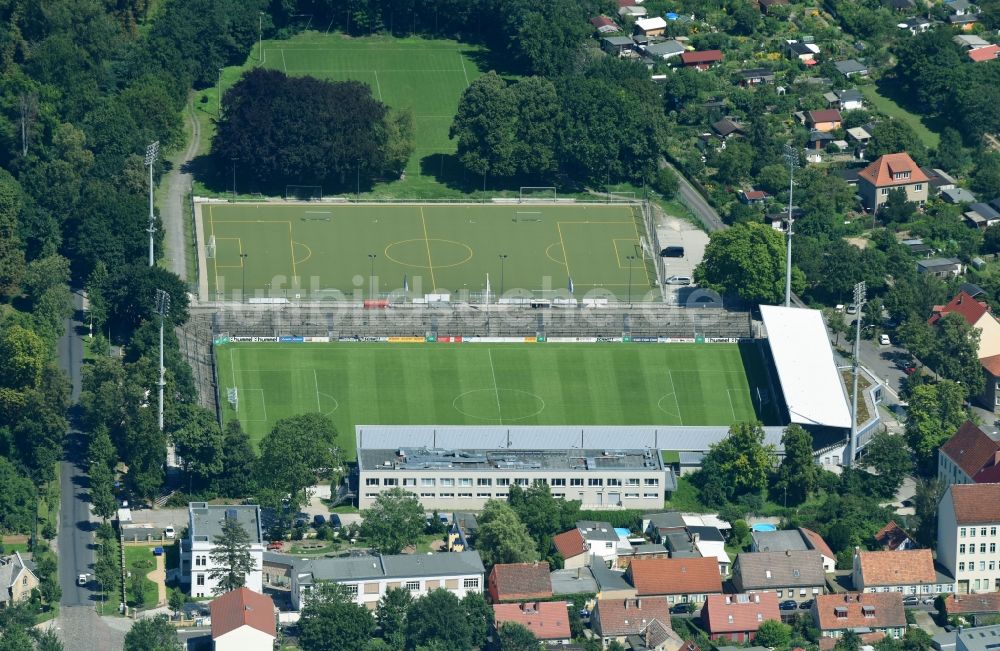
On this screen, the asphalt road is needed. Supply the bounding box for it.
[55,291,124,648]
[161,98,200,282]
[665,161,726,232]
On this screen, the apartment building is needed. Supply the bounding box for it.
[183,503,264,598]
[939,421,1000,486]
[938,484,1000,594]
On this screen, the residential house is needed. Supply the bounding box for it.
[183,503,265,598]
[852,549,952,595]
[690,526,732,575]
[938,483,1000,593]
[700,593,781,643]
[681,50,724,70]
[578,521,631,564]
[602,36,635,57]
[955,34,991,50]
[883,0,916,11]
[873,521,917,551]
[901,238,933,256]
[591,557,638,601]
[554,529,590,570]
[759,0,790,14]
[765,207,803,231]
[982,356,1000,414]
[493,602,572,645]
[948,1,981,29]
[966,201,1000,229]
[923,167,957,194]
[969,45,1000,63]
[284,550,485,610]
[447,512,478,552]
[644,40,686,60]
[957,624,1000,651]
[945,592,1000,624]
[712,118,746,140]
[618,544,672,569]
[943,187,977,204]
[938,421,1000,487]
[928,292,1000,412]
[645,513,687,543]
[0,553,37,606]
[489,562,552,603]
[825,89,864,111]
[737,68,776,86]
[619,4,649,18]
[550,566,599,603]
[808,130,836,151]
[857,152,929,211]
[751,530,835,573]
[591,16,620,34]
[811,593,906,641]
[833,59,869,77]
[787,40,820,64]
[592,597,683,650]
[731,551,826,603]
[897,16,932,34]
[739,190,770,205]
[210,587,276,651]
[635,17,667,37]
[917,258,963,278]
[626,557,723,605]
[807,109,843,132]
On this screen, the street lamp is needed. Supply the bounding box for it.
[144,141,159,267]
[240,253,248,303]
[155,290,170,432]
[368,254,377,299]
[626,255,637,307]
[498,254,508,298]
[847,281,867,468]
[218,68,224,117]
[783,145,799,307]
[259,12,265,62]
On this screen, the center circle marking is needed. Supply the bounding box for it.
[384,239,474,269]
[453,388,546,422]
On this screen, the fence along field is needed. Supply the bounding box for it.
[215,342,773,456]
[200,202,659,301]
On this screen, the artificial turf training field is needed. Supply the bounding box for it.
[215,343,773,457]
[202,202,658,300]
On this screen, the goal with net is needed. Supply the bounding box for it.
[227,387,238,412]
[206,235,216,259]
[519,186,557,203]
[608,191,637,203]
[512,210,542,223]
[286,185,323,201]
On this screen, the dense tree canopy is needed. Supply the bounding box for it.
[695,222,790,304]
[360,488,427,555]
[213,69,414,190]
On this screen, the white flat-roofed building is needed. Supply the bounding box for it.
[759,306,852,429]
[183,503,264,598]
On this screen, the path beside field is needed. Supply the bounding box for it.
[162,97,200,281]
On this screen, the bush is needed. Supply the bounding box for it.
[653,167,680,198]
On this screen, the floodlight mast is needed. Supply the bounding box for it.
[145,141,159,267]
[155,289,170,431]
[847,281,866,468]
[783,145,798,307]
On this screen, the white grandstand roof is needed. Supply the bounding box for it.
[356,425,785,453]
[760,305,851,429]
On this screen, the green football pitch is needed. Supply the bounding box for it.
[260,34,480,186]
[200,202,658,300]
[215,343,773,456]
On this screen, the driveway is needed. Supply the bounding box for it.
[664,161,725,232]
[161,98,200,281]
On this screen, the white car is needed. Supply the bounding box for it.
[164,526,175,539]
[879,334,891,346]
[77,574,87,586]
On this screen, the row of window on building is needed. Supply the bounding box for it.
[363,491,663,499]
[365,477,660,487]
[340,577,481,598]
[960,527,999,537]
[958,543,998,554]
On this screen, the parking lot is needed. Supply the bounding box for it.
[657,217,708,304]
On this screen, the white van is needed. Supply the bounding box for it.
[665,276,692,285]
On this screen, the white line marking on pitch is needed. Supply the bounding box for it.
[668,370,683,425]
[373,70,383,100]
[314,369,322,412]
[281,49,288,72]
[488,348,502,425]
[459,54,470,87]
[726,389,737,422]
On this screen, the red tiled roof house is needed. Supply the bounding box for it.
[626,557,722,605]
[938,484,1000,594]
[553,529,590,569]
[493,601,572,643]
[928,292,1000,413]
[700,592,781,642]
[873,521,917,551]
[857,152,929,211]
[210,587,277,651]
[939,421,1000,487]
[811,593,906,641]
[592,597,685,650]
[852,549,952,595]
[807,109,843,132]
[488,562,552,603]
[681,50,724,70]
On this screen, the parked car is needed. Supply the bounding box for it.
[661,246,684,258]
[77,574,87,586]
[879,334,891,346]
[313,514,326,527]
[903,595,919,606]
[779,600,799,611]
[164,526,175,539]
[329,514,342,529]
[670,602,693,614]
[846,303,858,314]
[665,275,693,286]
[267,541,284,551]
[799,600,814,610]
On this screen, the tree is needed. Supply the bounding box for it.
[695,422,778,505]
[498,622,540,651]
[257,413,341,510]
[130,572,146,608]
[474,501,539,568]
[973,152,1000,197]
[213,69,410,189]
[913,478,945,546]
[653,167,679,198]
[462,592,494,649]
[360,488,426,555]
[714,140,754,185]
[123,616,182,651]
[215,421,258,498]
[98,262,189,335]
[0,459,37,534]
[406,589,473,651]
[509,482,579,554]
[299,584,376,651]
[860,432,913,498]
[904,381,967,475]
[836,630,862,651]
[171,405,223,491]
[935,128,969,173]
[774,425,818,506]
[208,516,255,595]
[927,313,984,397]
[0,169,25,297]
[376,587,413,650]
[450,72,517,177]
[825,308,851,347]
[695,222,787,304]
[868,119,927,164]
[755,620,792,648]
[880,188,915,224]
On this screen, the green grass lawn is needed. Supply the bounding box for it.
[193,32,488,200]
[215,342,772,454]
[860,83,941,149]
[202,201,657,300]
[125,546,160,610]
